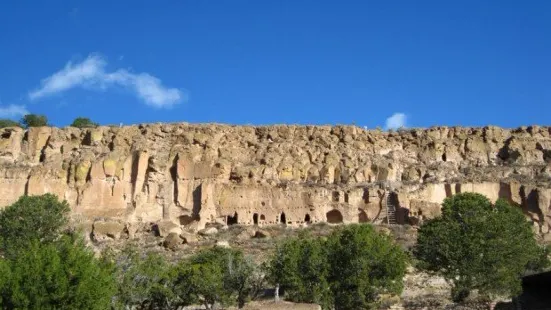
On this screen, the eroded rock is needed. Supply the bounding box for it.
[92,221,125,242]
[0,124,549,238]
[163,232,183,250]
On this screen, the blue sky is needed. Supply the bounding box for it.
[0,1,549,129]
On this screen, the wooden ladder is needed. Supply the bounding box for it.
[386,193,397,225]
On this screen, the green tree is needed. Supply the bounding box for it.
[70,117,98,128]
[0,194,70,258]
[327,224,407,310]
[113,248,178,309]
[267,234,332,308]
[268,226,407,310]
[226,255,265,308]
[20,114,48,128]
[414,193,549,302]
[0,119,21,128]
[0,234,116,310]
[174,246,260,309]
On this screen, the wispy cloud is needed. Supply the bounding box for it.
[104,71,183,108]
[28,55,183,108]
[0,104,28,118]
[385,113,407,130]
[29,56,106,100]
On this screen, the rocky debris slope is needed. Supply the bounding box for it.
[0,124,550,238]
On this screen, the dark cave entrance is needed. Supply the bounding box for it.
[227,212,238,225]
[326,209,343,224]
[280,212,286,224]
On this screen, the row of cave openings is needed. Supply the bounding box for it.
[226,208,370,226]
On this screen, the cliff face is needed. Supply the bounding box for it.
[1,124,550,237]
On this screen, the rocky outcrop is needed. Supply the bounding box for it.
[0,124,550,237]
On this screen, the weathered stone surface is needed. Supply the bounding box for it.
[253,229,271,239]
[216,240,231,248]
[92,220,125,241]
[180,231,199,244]
[163,232,183,250]
[236,228,257,241]
[0,124,550,237]
[156,220,182,237]
[199,227,218,236]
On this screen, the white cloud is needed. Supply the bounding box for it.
[385,113,407,130]
[29,55,106,100]
[105,70,184,108]
[0,104,28,118]
[29,55,183,108]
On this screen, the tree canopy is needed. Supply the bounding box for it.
[174,246,263,309]
[0,194,116,309]
[327,225,408,309]
[0,194,70,258]
[268,225,407,310]
[0,119,21,128]
[0,235,116,310]
[70,117,98,128]
[414,192,549,302]
[267,233,332,308]
[114,248,177,309]
[20,114,48,128]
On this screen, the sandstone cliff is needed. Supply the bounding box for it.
[0,124,550,238]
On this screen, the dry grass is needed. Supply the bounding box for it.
[95,222,419,266]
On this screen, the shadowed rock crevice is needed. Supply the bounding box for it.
[192,185,202,221]
[38,136,50,163]
[170,154,179,207]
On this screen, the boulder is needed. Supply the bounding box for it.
[236,228,256,241]
[253,229,271,239]
[180,231,199,244]
[163,232,183,251]
[199,227,218,236]
[216,240,231,248]
[156,220,182,237]
[92,221,125,242]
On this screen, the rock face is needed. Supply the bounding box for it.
[1,124,550,236]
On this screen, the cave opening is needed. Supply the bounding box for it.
[280,212,286,224]
[326,209,343,224]
[227,212,238,225]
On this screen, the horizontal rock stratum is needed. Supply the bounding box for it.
[0,124,550,237]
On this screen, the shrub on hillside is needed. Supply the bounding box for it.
[327,225,408,309]
[0,194,116,309]
[0,194,70,258]
[20,114,48,128]
[112,245,264,310]
[113,248,177,309]
[70,117,98,128]
[414,192,549,302]
[267,233,332,308]
[0,119,21,128]
[0,234,116,309]
[268,225,408,310]
[174,246,264,309]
